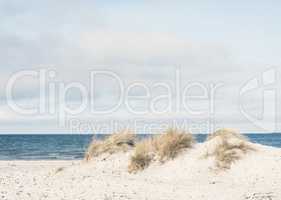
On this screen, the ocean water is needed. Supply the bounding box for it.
[0,134,280,160]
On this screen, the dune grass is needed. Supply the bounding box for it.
[128,139,154,172]
[207,128,248,141]
[85,130,136,161]
[128,129,194,173]
[205,128,256,169]
[154,129,194,161]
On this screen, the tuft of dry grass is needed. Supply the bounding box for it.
[128,129,194,173]
[153,129,194,162]
[205,128,256,169]
[85,130,136,161]
[207,128,248,141]
[128,139,154,173]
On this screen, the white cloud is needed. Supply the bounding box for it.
[0,1,281,133]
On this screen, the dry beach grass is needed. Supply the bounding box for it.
[128,129,194,172]
[204,128,256,169]
[84,130,136,161]
[84,128,255,171]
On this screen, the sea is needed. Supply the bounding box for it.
[0,134,280,160]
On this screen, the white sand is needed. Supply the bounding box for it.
[0,143,280,200]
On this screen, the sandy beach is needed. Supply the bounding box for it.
[0,143,280,200]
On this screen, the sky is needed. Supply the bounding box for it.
[0,0,281,134]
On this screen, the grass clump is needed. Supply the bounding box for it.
[154,129,194,161]
[128,129,194,173]
[207,128,248,141]
[128,139,154,172]
[205,128,255,169]
[85,130,136,161]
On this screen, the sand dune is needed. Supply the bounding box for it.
[0,143,280,200]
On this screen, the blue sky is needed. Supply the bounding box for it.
[0,0,281,133]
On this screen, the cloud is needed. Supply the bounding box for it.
[0,0,280,133]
